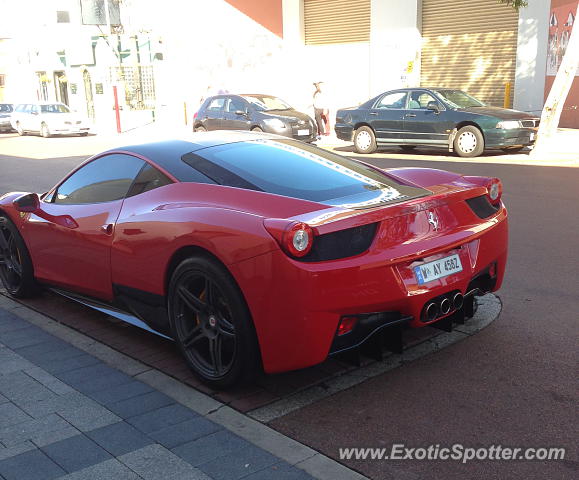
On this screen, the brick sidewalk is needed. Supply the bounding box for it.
[0,305,357,480]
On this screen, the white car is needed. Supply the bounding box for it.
[11,102,90,137]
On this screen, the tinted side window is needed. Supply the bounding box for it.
[409,91,439,109]
[15,104,25,112]
[227,97,247,113]
[376,92,408,109]
[127,163,172,197]
[54,154,145,204]
[206,98,225,112]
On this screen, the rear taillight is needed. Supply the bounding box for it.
[264,219,315,258]
[193,111,198,119]
[485,178,502,206]
[337,316,357,336]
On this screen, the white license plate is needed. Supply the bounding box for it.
[414,254,463,285]
[530,132,535,141]
[297,129,309,136]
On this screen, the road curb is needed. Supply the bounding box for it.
[0,292,369,480]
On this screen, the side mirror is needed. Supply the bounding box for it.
[427,103,440,113]
[13,193,40,213]
[234,110,247,116]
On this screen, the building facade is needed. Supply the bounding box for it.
[2,0,576,129]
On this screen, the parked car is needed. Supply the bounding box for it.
[0,103,14,133]
[0,131,508,387]
[335,88,540,157]
[193,94,317,143]
[10,102,90,137]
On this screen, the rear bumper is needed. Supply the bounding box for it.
[335,124,354,142]
[231,207,508,374]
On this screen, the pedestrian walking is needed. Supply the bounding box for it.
[313,81,330,137]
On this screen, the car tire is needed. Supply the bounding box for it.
[501,146,524,153]
[0,215,38,298]
[251,127,263,133]
[353,126,377,154]
[194,126,207,132]
[40,123,51,138]
[454,126,484,158]
[400,145,417,152]
[15,122,25,136]
[168,256,260,388]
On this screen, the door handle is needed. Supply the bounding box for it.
[101,224,114,235]
[405,114,417,118]
[369,112,378,116]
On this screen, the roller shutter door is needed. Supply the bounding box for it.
[304,0,370,45]
[421,0,519,106]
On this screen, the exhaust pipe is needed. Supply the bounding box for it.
[453,292,464,310]
[425,302,439,322]
[440,298,451,315]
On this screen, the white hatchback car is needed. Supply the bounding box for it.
[11,102,90,137]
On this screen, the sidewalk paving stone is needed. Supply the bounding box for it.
[0,403,32,430]
[126,403,200,435]
[40,434,113,473]
[0,449,66,480]
[106,391,175,419]
[148,416,222,449]
[0,414,72,447]
[86,422,154,457]
[57,458,142,480]
[85,379,154,405]
[57,402,121,432]
[171,430,253,466]
[119,444,211,480]
[39,354,102,375]
[197,443,279,480]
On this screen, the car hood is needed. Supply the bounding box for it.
[262,109,312,123]
[458,106,538,120]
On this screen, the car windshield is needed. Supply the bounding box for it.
[433,90,485,109]
[183,139,428,208]
[241,95,292,111]
[0,104,13,113]
[40,104,70,113]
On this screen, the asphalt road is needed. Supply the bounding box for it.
[1,133,577,479]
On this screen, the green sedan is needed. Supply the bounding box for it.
[335,88,540,157]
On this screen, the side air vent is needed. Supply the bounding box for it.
[300,222,378,262]
[466,195,500,219]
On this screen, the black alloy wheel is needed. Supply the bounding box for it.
[0,216,37,297]
[168,256,258,388]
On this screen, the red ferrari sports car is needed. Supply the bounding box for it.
[0,132,508,387]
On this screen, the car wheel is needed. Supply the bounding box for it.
[251,127,263,133]
[168,256,259,388]
[454,126,484,157]
[353,126,377,154]
[40,123,51,138]
[501,146,524,153]
[15,122,25,136]
[0,215,38,298]
[400,145,417,152]
[194,126,207,132]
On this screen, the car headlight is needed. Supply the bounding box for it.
[496,120,521,129]
[263,118,287,130]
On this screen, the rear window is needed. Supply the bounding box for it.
[182,140,424,204]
